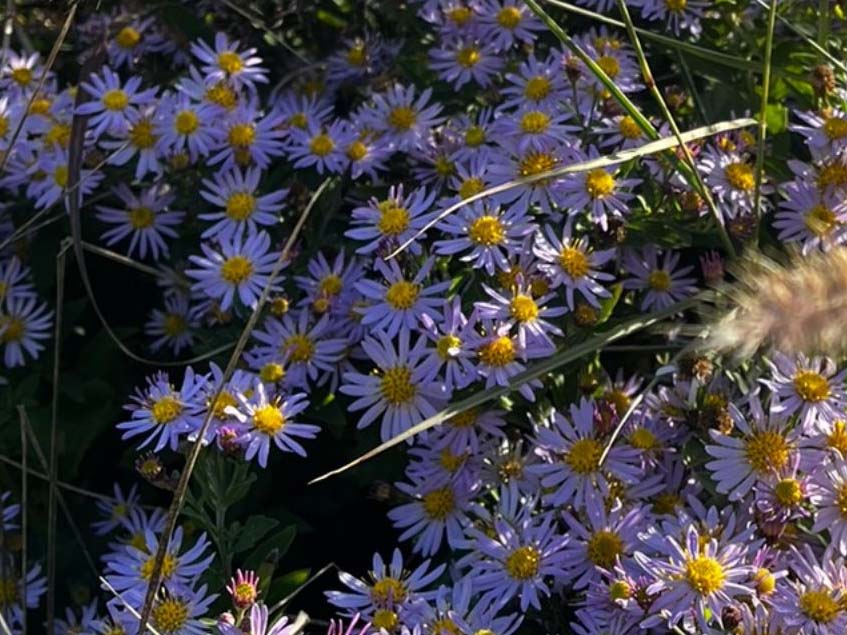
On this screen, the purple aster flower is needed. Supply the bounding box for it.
[448,106,496,162]
[156,91,218,161]
[477,0,544,51]
[468,320,544,401]
[417,296,478,392]
[227,382,318,467]
[341,120,392,180]
[528,398,641,510]
[705,394,818,502]
[487,141,573,215]
[762,352,847,432]
[501,53,566,111]
[460,503,568,611]
[773,178,847,253]
[116,367,206,451]
[533,221,615,309]
[77,66,158,138]
[0,51,44,99]
[634,523,755,632]
[434,201,536,275]
[791,108,847,160]
[360,84,443,152]
[27,146,103,209]
[100,104,166,180]
[594,114,649,150]
[700,146,772,220]
[190,32,269,90]
[187,231,280,311]
[106,16,168,69]
[560,502,648,590]
[346,185,436,256]
[809,456,847,555]
[199,167,286,242]
[92,483,141,536]
[340,329,448,442]
[754,455,812,524]
[123,583,218,635]
[475,280,565,349]
[429,38,503,89]
[771,545,847,634]
[356,257,450,338]
[635,0,707,36]
[209,103,286,170]
[271,90,333,133]
[388,474,479,556]
[294,249,364,317]
[490,105,578,153]
[287,119,356,174]
[622,246,698,311]
[0,296,53,368]
[96,183,184,261]
[559,147,641,230]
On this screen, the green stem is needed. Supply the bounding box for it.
[753,0,779,218]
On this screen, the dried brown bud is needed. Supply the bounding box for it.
[812,64,836,98]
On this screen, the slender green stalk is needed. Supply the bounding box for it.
[753,0,779,217]
[18,407,27,635]
[614,0,735,257]
[818,0,830,54]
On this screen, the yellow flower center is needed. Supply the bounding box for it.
[310,133,335,157]
[436,334,461,360]
[29,98,51,116]
[11,67,32,86]
[422,487,455,520]
[346,140,368,161]
[435,155,455,176]
[220,255,254,284]
[377,201,411,236]
[744,430,790,474]
[805,204,840,237]
[140,553,178,580]
[524,76,551,101]
[504,545,540,580]
[387,106,416,131]
[151,396,182,425]
[380,367,417,405]
[518,150,557,177]
[371,610,398,631]
[596,55,620,78]
[665,0,688,11]
[283,333,315,362]
[647,270,671,292]
[116,26,141,49]
[347,43,367,67]
[818,161,847,191]
[629,426,658,450]
[478,336,515,367]
[754,568,776,595]
[459,177,485,200]
[456,47,481,68]
[724,162,755,192]
[585,169,616,199]
[225,192,256,221]
[129,118,157,149]
[836,484,847,517]
[447,6,473,25]
[828,421,847,454]
[609,580,632,601]
[774,478,803,506]
[519,111,550,134]
[371,577,407,604]
[510,294,538,322]
[793,370,831,402]
[799,589,841,624]
[652,492,681,515]
[0,115,8,138]
[558,247,590,278]
[217,51,244,74]
[684,556,725,596]
[385,280,420,310]
[260,363,285,383]
[497,6,522,28]
[253,404,285,434]
[0,317,25,343]
[174,110,199,135]
[210,390,237,420]
[431,618,461,635]
[128,206,155,229]
[0,578,18,606]
[151,597,189,635]
[228,123,255,148]
[465,125,486,147]
[565,437,602,474]
[439,448,466,472]
[824,116,847,140]
[44,122,71,147]
[449,408,477,428]
[468,215,505,246]
[618,115,642,139]
[318,274,343,296]
[586,530,624,569]
[205,82,238,110]
[102,88,129,111]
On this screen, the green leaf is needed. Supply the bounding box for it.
[765,103,788,135]
[234,515,280,554]
[268,569,312,603]
[243,526,297,571]
[597,284,623,325]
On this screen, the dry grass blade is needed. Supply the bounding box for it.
[0,1,78,176]
[387,118,755,259]
[754,0,779,217]
[0,609,12,635]
[310,293,705,484]
[17,407,27,635]
[705,248,847,359]
[135,178,334,635]
[99,578,163,635]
